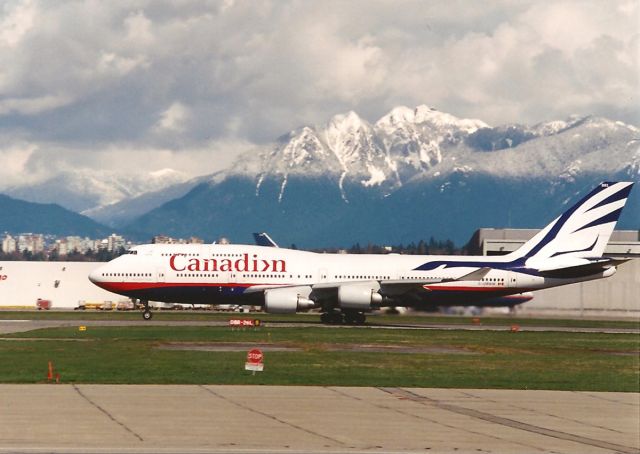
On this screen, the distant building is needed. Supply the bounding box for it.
[65,236,93,254]
[1,234,16,254]
[17,233,45,254]
[106,234,126,252]
[152,235,204,245]
[54,238,69,256]
[152,235,175,244]
[467,229,640,258]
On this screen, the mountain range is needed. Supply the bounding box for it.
[0,194,114,238]
[1,105,638,246]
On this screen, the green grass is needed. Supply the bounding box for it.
[0,310,638,329]
[1,325,638,391]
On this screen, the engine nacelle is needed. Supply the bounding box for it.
[264,286,315,314]
[338,282,383,310]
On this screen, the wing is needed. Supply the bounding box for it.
[309,267,493,303]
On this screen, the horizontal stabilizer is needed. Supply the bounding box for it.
[537,258,628,278]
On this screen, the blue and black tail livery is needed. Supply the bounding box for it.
[509,181,633,263]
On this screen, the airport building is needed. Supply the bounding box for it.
[0,261,125,309]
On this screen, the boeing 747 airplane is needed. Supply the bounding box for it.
[89,182,633,323]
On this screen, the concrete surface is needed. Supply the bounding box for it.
[0,385,637,454]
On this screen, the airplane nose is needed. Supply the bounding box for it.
[88,267,102,284]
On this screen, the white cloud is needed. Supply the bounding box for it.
[0,0,636,189]
[0,136,255,191]
[0,141,42,186]
[0,0,36,47]
[0,94,71,115]
[154,102,189,133]
[98,52,149,76]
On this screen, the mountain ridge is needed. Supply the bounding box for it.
[1,105,637,246]
[124,106,638,246]
[0,194,116,238]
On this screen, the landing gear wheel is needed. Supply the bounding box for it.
[320,311,344,325]
[141,300,152,321]
[343,311,366,325]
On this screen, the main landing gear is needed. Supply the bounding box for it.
[320,310,366,325]
[141,300,152,320]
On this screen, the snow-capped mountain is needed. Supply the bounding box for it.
[82,175,206,227]
[232,105,490,200]
[4,168,190,213]
[225,106,637,204]
[3,104,635,246]
[124,106,639,246]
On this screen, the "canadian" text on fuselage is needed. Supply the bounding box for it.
[169,254,287,273]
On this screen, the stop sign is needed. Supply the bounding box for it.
[247,348,263,364]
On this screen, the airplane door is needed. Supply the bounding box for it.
[319,268,328,283]
[217,271,230,296]
[156,268,166,283]
[234,271,245,284]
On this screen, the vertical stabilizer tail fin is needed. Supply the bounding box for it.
[507,181,633,263]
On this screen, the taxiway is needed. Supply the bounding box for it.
[0,385,638,454]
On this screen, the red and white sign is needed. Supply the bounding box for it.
[247,348,263,364]
[229,319,261,327]
[245,348,264,372]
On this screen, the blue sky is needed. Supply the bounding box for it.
[0,0,637,186]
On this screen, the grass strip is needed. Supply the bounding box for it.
[1,326,637,391]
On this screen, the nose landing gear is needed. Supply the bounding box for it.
[140,300,152,320]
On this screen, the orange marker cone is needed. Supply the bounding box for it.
[47,361,53,382]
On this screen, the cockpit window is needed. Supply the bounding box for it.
[127,250,138,255]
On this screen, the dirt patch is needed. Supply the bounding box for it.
[321,344,478,354]
[590,349,640,357]
[156,342,478,354]
[158,342,301,352]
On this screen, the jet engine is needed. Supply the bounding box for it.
[264,286,315,314]
[338,282,383,310]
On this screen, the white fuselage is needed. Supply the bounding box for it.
[89,243,612,309]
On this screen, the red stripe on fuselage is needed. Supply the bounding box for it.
[424,285,509,292]
[94,281,282,293]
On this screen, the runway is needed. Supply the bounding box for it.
[0,385,638,454]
